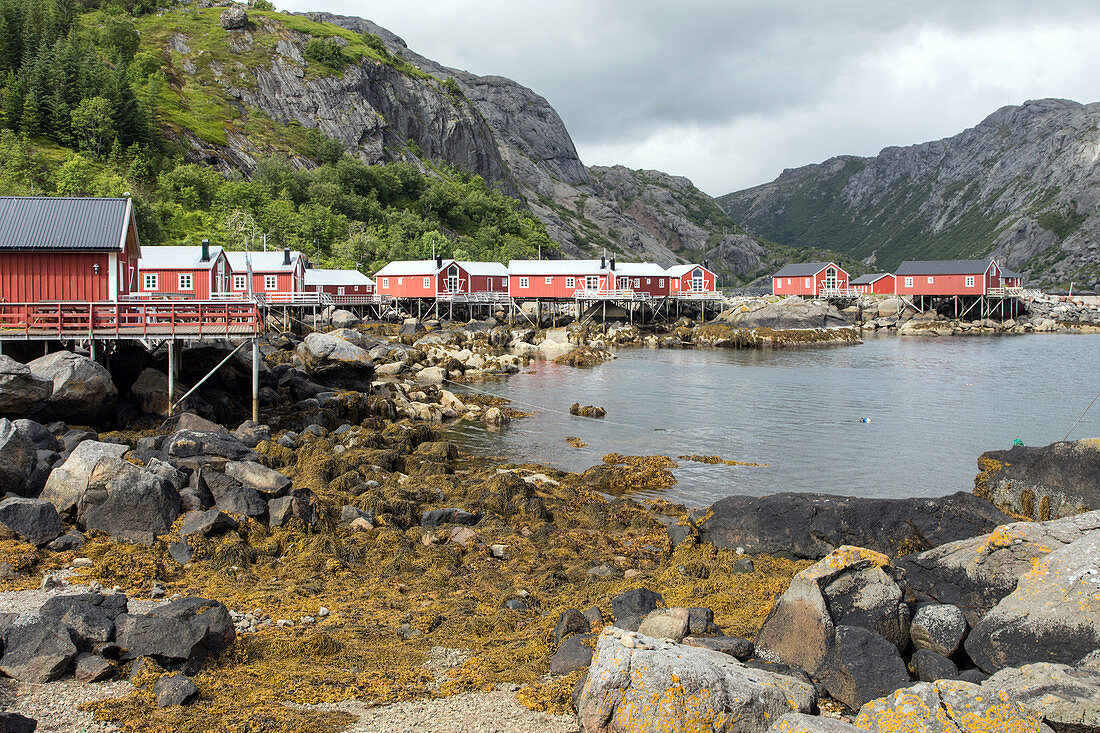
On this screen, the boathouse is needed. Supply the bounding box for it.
[666,263,718,297]
[999,266,1023,289]
[304,268,375,297]
[136,242,231,299]
[850,273,896,295]
[894,259,1000,297]
[225,249,307,298]
[613,262,672,297]
[375,258,507,299]
[771,262,850,297]
[0,196,140,301]
[507,259,613,299]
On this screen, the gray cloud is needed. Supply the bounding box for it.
[281,0,1100,193]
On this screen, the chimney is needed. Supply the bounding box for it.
[704,259,709,270]
[282,248,291,266]
[610,257,616,270]
[200,238,210,262]
[436,255,443,269]
[600,255,606,269]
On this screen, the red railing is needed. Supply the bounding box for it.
[0,301,263,339]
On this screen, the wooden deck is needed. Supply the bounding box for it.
[0,301,263,341]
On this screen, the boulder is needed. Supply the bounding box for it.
[683,636,754,660]
[554,608,591,644]
[876,298,902,318]
[768,714,863,732]
[416,366,446,386]
[975,438,1100,520]
[0,618,77,682]
[910,649,959,682]
[27,351,117,421]
[636,607,690,643]
[550,633,594,676]
[754,546,911,710]
[39,440,129,516]
[0,498,61,546]
[715,297,849,329]
[131,368,170,416]
[854,679,1052,733]
[577,630,816,733]
[965,533,1100,673]
[177,509,238,538]
[0,419,36,495]
[13,419,59,452]
[74,652,113,682]
[224,461,291,496]
[39,592,126,650]
[78,457,181,540]
[268,492,315,527]
[983,663,1100,733]
[174,413,227,434]
[909,603,967,658]
[232,421,270,448]
[155,673,200,707]
[218,5,247,29]
[0,354,52,416]
[164,430,257,462]
[329,310,360,329]
[0,712,37,733]
[420,507,479,527]
[671,491,1009,559]
[201,469,266,518]
[115,597,235,672]
[898,510,1100,626]
[610,587,665,633]
[294,333,375,386]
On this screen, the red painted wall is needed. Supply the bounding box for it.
[853,275,896,295]
[896,265,994,296]
[771,264,847,296]
[314,282,375,295]
[0,252,111,301]
[671,267,718,294]
[228,263,304,295]
[509,271,613,299]
[616,274,670,296]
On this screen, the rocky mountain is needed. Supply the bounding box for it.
[148,6,771,280]
[718,99,1100,287]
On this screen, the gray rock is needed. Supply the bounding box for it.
[201,470,266,518]
[39,440,130,516]
[267,492,315,527]
[819,625,911,710]
[672,491,1009,560]
[910,649,959,683]
[976,438,1100,520]
[27,351,117,421]
[47,530,84,551]
[983,662,1100,733]
[155,673,200,707]
[164,430,258,462]
[218,5,247,29]
[683,635,754,660]
[115,597,235,673]
[715,297,850,329]
[78,457,181,540]
[0,618,77,682]
[553,608,590,645]
[340,505,372,525]
[0,419,36,495]
[224,460,291,496]
[329,310,360,328]
[74,652,113,682]
[294,333,374,387]
[0,711,37,733]
[577,630,816,733]
[0,498,61,546]
[131,368,170,416]
[687,607,721,636]
[909,603,967,658]
[636,607,690,643]
[854,679,1053,733]
[767,714,863,732]
[966,533,1100,673]
[420,507,479,527]
[416,366,446,386]
[59,429,97,453]
[14,419,58,452]
[611,587,665,629]
[582,606,604,628]
[174,413,228,434]
[232,421,270,448]
[0,354,52,416]
[549,632,594,676]
[178,510,237,538]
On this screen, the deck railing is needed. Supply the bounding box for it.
[260,292,334,307]
[0,301,263,340]
[819,288,861,298]
[573,289,652,301]
[435,291,510,304]
[329,293,394,306]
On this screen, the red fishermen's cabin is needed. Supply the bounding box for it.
[772,262,850,297]
[507,259,618,299]
[375,259,508,299]
[613,262,672,297]
[225,249,307,298]
[136,242,230,299]
[666,264,718,297]
[894,259,1001,297]
[0,196,139,301]
[999,267,1023,289]
[850,273,896,295]
[304,268,375,297]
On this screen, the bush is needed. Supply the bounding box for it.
[303,38,347,69]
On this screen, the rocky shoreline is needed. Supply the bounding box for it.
[0,315,1096,732]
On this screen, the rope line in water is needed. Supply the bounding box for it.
[1063,390,1100,442]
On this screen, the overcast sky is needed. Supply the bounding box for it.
[281,0,1100,195]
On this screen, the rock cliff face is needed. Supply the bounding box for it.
[718,99,1100,286]
[157,7,766,279]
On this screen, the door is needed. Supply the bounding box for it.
[692,269,704,292]
[447,265,460,293]
[586,275,598,290]
[216,261,226,292]
[825,267,837,290]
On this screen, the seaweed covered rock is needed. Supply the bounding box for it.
[27,351,117,421]
[671,491,1011,559]
[975,438,1100,520]
[898,510,1100,626]
[473,473,550,523]
[965,533,1100,673]
[554,347,611,368]
[854,679,1052,733]
[569,403,606,418]
[577,629,816,733]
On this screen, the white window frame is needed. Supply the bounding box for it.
[646,278,651,284]
[144,273,158,291]
[178,273,192,291]
[634,278,640,288]
[397,277,403,285]
[423,277,431,289]
[545,276,553,284]
[586,275,599,289]
[233,274,246,290]
[264,275,277,290]
[786,278,791,285]
[338,286,345,295]
[519,277,529,288]
[904,277,914,288]
[659,278,665,287]
[927,276,934,284]
[804,277,811,287]
[565,277,575,288]
[965,276,975,288]
[382,277,389,289]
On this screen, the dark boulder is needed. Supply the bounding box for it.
[818,625,911,710]
[13,419,58,452]
[200,469,266,518]
[74,652,113,682]
[115,597,235,673]
[0,618,77,682]
[420,507,479,527]
[910,648,959,682]
[0,498,61,546]
[164,430,259,462]
[0,419,36,495]
[553,608,591,645]
[0,712,37,733]
[683,635,754,660]
[610,587,665,631]
[268,491,316,527]
[78,457,181,540]
[670,491,1010,559]
[975,438,1100,520]
[177,509,238,538]
[0,354,52,416]
[155,673,200,707]
[549,632,594,676]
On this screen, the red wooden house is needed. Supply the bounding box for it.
[0,196,139,301]
[375,258,507,298]
[304,268,375,297]
[136,242,231,299]
[613,262,672,297]
[999,267,1023,288]
[666,263,718,296]
[850,273,896,295]
[894,260,1001,297]
[772,262,850,297]
[507,259,613,299]
[225,249,307,298]
[455,261,509,295]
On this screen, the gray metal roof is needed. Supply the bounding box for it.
[999,266,1022,279]
[773,262,836,277]
[895,259,994,276]
[850,272,893,284]
[0,197,132,251]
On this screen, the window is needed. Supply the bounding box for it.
[804,277,811,287]
[646,278,651,284]
[423,277,431,289]
[338,287,345,295]
[565,277,575,288]
[233,274,246,290]
[634,278,640,288]
[659,278,665,287]
[586,275,598,289]
[787,278,791,285]
[397,277,403,285]
[965,276,975,288]
[904,277,914,288]
[519,277,529,288]
[927,276,934,284]
[143,273,158,291]
[382,277,389,289]
[545,276,553,284]
[264,275,277,290]
[178,273,192,290]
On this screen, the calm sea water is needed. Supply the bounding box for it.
[444,334,1100,507]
